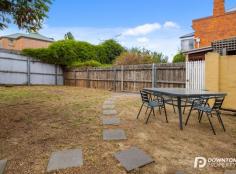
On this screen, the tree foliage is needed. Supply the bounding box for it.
[172,52,186,63]
[115,48,168,65]
[22,39,125,66]
[0,0,52,32]
[64,32,75,40]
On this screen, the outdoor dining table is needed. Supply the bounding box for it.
[143,88,227,130]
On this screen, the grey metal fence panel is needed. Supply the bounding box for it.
[0,58,27,72]
[0,51,64,85]
[0,72,27,84]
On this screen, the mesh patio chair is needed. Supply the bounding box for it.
[137,90,168,124]
[185,95,226,135]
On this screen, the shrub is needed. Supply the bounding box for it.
[114,48,168,65]
[69,60,102,68]
[172,52,185,63]
[22,39,125,67]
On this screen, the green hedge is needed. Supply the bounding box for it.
[22,39,125,67]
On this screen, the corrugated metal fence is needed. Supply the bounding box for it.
[0,52,64,85]
[64,63,186,92]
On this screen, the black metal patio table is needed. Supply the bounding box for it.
[143,88,227,130]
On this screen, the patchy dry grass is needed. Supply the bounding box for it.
[115,94,236,174]
[0,87,235,174]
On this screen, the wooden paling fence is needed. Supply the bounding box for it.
[64,63,186,92]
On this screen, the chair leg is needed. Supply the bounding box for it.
[183,98,187,114]
[172,99,176,113]
[216,112,226,131]
[152,108,156,118]
[197,110,201,122]
[146,108,153,124]
[185,106,193,126]
[145,107,149,114]
[158,106,162,115]
[199,111,204,123]
[137,103,144,119]
[163,104,168,123]
[206,113,216,135]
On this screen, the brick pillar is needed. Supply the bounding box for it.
[213,0,225,16]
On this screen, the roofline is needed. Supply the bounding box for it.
[180,35,194,39]
[182,46,213,54]
[0,35,54,42]
[193,10,236,22]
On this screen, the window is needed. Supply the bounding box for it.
[181,38,194,52]
[8,39,14,47]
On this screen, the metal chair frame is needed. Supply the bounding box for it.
[137,90,168,124]
[185,95,226,135]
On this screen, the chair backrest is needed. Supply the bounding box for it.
[212,96,225,110]
[140,90,150,103]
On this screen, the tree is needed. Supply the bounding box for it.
[0,0,52,32]
[152,52,168,63]
[172,52,186,63]
[97,39,125,64]
[64,32,75,40]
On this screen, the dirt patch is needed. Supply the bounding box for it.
[0,87,235,174]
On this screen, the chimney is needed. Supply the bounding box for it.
[213,0,225,16]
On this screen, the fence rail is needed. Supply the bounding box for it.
[0,52,64,85]
[64,63,186,92]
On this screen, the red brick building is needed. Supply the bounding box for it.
[181,0,236,60]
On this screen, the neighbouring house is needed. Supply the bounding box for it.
[0,33,54,51]
[180,0,236,61]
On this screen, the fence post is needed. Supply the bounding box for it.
[154,64,157,88]
[113,67,117,91]
[121,65,124,91]
[74,69,76,86]
[87,68,90,88]
[152,63,155,88]
[27,58,30,86]
[55,65,58,85]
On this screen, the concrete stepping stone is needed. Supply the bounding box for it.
[104,100,114,105]
[114,147,154,172]
[102,117,120,125]
[103,110,117,115]
[103,129,127,140]
[0,160,7,174]
[224,170,236,174]
[103,104,115,110]
[47,149,83,172]
[176,171,185,174]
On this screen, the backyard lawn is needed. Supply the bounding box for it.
[0,86,235,174]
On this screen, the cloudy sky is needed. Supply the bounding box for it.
[1,0,235,61]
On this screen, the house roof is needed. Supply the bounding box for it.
[0,33,54,42]
[227,7,236,12]
[182,46,213,54]
[180,32,194,39]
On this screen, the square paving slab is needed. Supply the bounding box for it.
[114,147,154,172]
[103,129,127,140]
[102,117,120,125]
[104,101,114,105]
[0,160,7,174]
[47,149,83,172]
[103,104,115,110]
[103,110,117,115]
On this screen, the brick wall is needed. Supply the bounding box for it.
[192,0,236,48]
[0,37,52,50]
[193,11,236,48]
